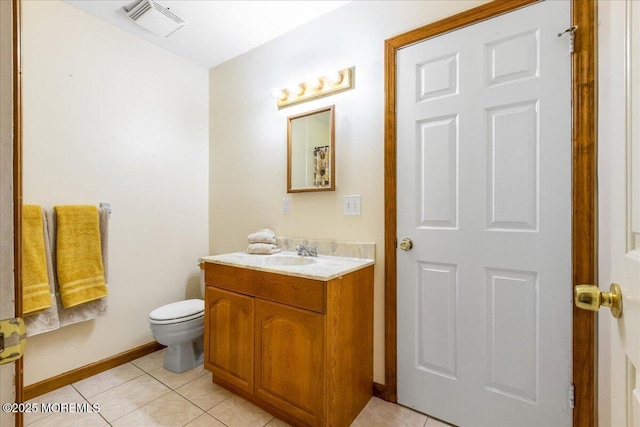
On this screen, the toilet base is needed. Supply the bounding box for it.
[164,338,204,373]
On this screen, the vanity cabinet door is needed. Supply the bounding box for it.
[255,299,325,426]
[204,286,254,394]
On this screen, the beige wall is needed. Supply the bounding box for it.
[209,0,487,384]
[22,1,209,386]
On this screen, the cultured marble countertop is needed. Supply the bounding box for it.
[201,251,374,281]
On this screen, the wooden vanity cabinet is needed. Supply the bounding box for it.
[204,286,254,393]
[255,299,325,426]
[204,262,374,427]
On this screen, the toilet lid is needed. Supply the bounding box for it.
[149,299,204,324]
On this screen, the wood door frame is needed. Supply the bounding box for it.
[383,1,597,426]
[12,0,24,426]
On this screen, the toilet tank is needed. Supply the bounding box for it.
[199,260,206,298]
[200,266,205,298]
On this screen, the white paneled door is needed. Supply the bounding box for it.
[396,2,572,426]
[599,1,640,426]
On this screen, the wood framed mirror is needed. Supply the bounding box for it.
[287,105,335,192]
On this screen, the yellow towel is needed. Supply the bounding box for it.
[55,205,108,309]
[22,205,53,315]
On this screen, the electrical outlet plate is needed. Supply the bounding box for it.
[343,195,361,215]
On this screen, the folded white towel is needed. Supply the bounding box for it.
[247,243,281,255]
[248,228,277,244]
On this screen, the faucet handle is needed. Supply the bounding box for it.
[295,245,317,256]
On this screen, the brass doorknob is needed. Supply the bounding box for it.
[574,283,622,318]
[399,238,413,251]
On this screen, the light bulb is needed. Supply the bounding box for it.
[287,82,304,97]
[326,70,343,85]
[270,88,287,100]
[306,75,322,91]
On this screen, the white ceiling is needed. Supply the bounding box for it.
[64,0,350,69]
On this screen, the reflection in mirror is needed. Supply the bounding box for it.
[287,105,335,193]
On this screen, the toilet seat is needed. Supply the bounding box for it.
[149,299,204,325]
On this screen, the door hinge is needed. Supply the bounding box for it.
[0,317,26,365]
[569,384,575,409]
[558,26,578,54]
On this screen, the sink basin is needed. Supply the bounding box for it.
[255,255,316,266]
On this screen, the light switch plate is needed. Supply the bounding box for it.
[282,198,291,214]
[343,195,361,215]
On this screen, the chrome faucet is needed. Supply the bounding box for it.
[296,245,317,257]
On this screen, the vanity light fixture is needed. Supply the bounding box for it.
[287,82,305,97]
[306,75,323,90]
[271,88,287,101]
[271,67,354,108]
[326,70,343,85]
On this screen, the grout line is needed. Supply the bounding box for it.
[145,369,209,391]
[114,387,207,426]
[130,349,166,374]
[174,376,233,412]
[71,362,146,399]
[106,388,173,425]
[262,416,276,426]
[174,371,210,391]
[81,386,112,427]
[206,392,232,413]
[97,407,112,426]
[87,373,173,424]
[59,350,293,427]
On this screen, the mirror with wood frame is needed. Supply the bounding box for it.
[287,105,335,192]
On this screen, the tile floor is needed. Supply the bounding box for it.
[25,349,452,427]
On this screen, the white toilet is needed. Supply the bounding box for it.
[148,271,205,373]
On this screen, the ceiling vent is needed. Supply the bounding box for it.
[125,0,186,38]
